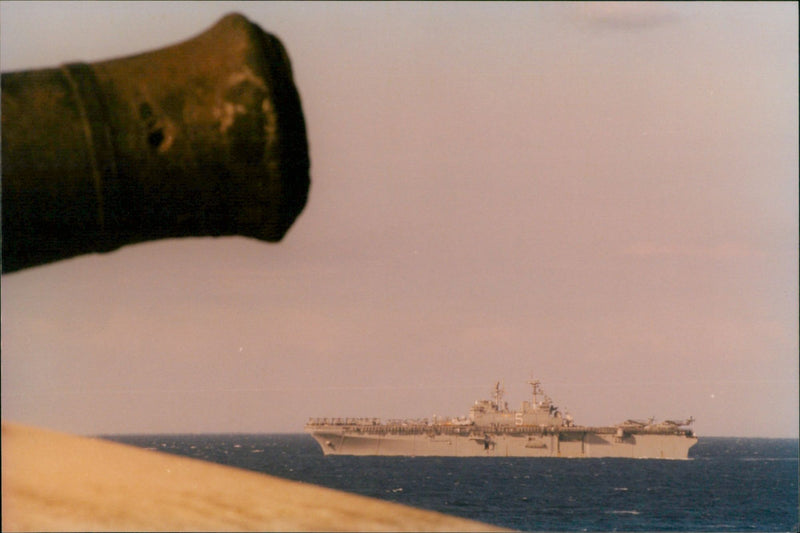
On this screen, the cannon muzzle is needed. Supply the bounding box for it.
[1,13,310,273]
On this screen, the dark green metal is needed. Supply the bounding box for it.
[1,13,310,272]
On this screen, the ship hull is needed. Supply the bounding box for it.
[307,428,697,459]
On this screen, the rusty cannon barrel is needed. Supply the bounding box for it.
[1,13,309,273]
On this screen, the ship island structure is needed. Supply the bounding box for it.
[306,380,697,459]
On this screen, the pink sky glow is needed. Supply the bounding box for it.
[1,2,797,437]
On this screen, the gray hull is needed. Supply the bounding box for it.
[307,427,697,459]
[306,380,697,459]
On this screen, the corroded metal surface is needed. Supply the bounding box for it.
[1,13,309,272]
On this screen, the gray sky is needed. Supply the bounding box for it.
[1,1,797,437]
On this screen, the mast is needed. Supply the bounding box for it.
[492,381,505,412]
[527,379,542,409]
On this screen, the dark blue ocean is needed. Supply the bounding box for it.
[104,434,798,532]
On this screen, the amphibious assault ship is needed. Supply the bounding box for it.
[306,380,697,459]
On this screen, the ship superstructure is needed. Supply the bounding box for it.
[306,380,697,459]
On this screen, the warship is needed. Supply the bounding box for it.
[306,380,697,459]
